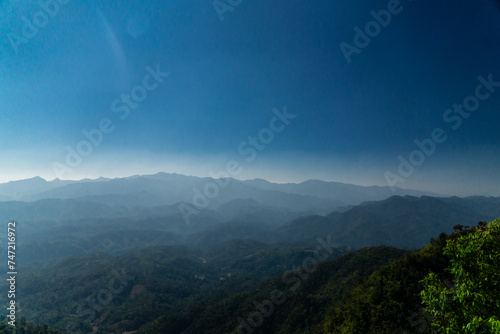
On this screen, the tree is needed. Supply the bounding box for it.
[420,219,500,333]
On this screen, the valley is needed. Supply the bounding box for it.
[0,174,497,333]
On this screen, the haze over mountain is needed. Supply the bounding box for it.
[1,222,497,334]
[0,173,496,266]
[1,0,499,332]
[277,195,495,249]
[0,173,440,210]
[2,0,500,196]
[0,175,497,333]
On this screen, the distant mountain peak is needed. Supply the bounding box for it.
[6,176,47,184]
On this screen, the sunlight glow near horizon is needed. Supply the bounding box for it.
[0,0,499,197]
[0,147,499,197]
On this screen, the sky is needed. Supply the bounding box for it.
[0,0,499,196]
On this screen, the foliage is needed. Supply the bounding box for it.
[2,218,497,333]
[420,219,500,333]
[137,246,408,334]
[0,242,349,333]
[321,232,451,334]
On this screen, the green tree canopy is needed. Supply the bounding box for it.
[421,219,500,333]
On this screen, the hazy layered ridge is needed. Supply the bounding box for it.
[0,174,498,333]
[0,174,496,266]
[0,172,440,208]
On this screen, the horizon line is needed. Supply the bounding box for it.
[0,171,429,191]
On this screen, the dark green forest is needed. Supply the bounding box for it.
[1,219,498,333]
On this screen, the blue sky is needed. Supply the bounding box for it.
[0,0,499,196]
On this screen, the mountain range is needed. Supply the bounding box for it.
[0,173,497,266]
[0,173,440,212]
[0,173,498,333]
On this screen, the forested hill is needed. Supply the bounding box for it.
[138,246,409,333]
[0,220,498,333]
[139,220,500,334]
